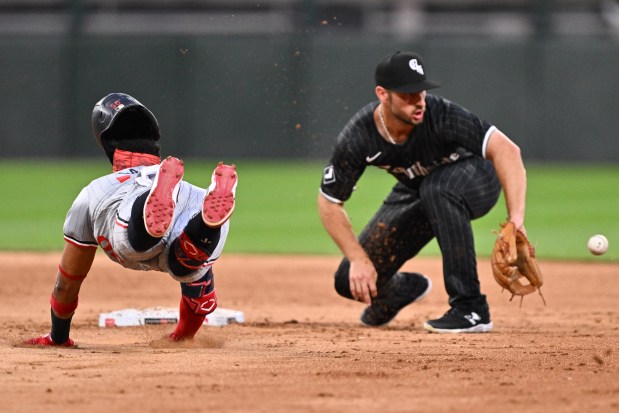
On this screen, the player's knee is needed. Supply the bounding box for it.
[334,259,354,300]
[127,191,161,252]
[180,270,217,316]
[169,231,212,276]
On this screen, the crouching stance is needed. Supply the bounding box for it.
[25,93,238,346]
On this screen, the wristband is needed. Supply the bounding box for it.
[50,293,78,316]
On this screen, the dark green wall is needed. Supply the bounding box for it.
[1,34,617,162]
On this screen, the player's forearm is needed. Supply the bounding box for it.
[495,150,526,227]
[317,194,369,262]
[486,130,527,228]
[52,242,96,313]
[48,269,84,344]
[504,165,526,227]
[52,271,84,313]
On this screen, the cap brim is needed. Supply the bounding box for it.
[391,80,441,94]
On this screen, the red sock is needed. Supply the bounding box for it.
[170,298,207,341]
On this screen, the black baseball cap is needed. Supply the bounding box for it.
[375,51,441,93]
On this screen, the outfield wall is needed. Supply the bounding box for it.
[1,34,618,162]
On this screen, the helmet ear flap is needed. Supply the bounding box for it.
[91,93,161,164]
[92,100,114,162]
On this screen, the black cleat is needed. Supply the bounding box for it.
[424,308,493,333]
[360,272,432,327]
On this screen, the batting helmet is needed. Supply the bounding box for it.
[92,93,161,163]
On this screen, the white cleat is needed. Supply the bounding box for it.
[143,156,184,237]
[202,162,237,228]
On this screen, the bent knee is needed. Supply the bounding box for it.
[334,260,354,300]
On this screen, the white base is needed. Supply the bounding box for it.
[98,307,245,328]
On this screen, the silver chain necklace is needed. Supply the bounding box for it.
[378,104,397,145]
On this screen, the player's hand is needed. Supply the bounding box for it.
[349,259,378,304]
[507,215,527,237]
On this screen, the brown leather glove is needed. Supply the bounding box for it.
[491,221,545,305]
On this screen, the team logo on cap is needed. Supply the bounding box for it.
[110,100,125,111]
[409,59,424,75]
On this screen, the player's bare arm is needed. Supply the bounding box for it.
[22,242,96,346]
[485,129,527,232]
[53,242,97,314]
[317,194,377,304]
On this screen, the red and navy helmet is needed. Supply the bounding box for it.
[91,93,161,163]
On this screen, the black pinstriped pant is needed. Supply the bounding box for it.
[335,156,501,312]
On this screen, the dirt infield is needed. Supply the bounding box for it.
[1,252,618,413]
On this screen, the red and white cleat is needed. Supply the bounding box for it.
[202,162,237,228]
[24,333,75,347]
[144,156,184,237]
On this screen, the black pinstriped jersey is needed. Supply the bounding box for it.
[320,94,496,203]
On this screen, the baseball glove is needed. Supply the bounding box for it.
[491,221,545,305]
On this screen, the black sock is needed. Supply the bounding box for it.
[128,191,161,251]
[50,309,73,344]
[184,213,221,248]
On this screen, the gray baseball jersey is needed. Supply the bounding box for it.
[63,164,229,282]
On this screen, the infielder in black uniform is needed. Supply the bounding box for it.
[318,51,528,333]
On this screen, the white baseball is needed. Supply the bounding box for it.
[587,235,609,256]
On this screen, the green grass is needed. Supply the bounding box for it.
[1,159,617,261]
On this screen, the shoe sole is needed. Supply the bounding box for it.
[423,321,493,334]
[360,274,433,327]
[202,162,237,227]
[144,156,184,237]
